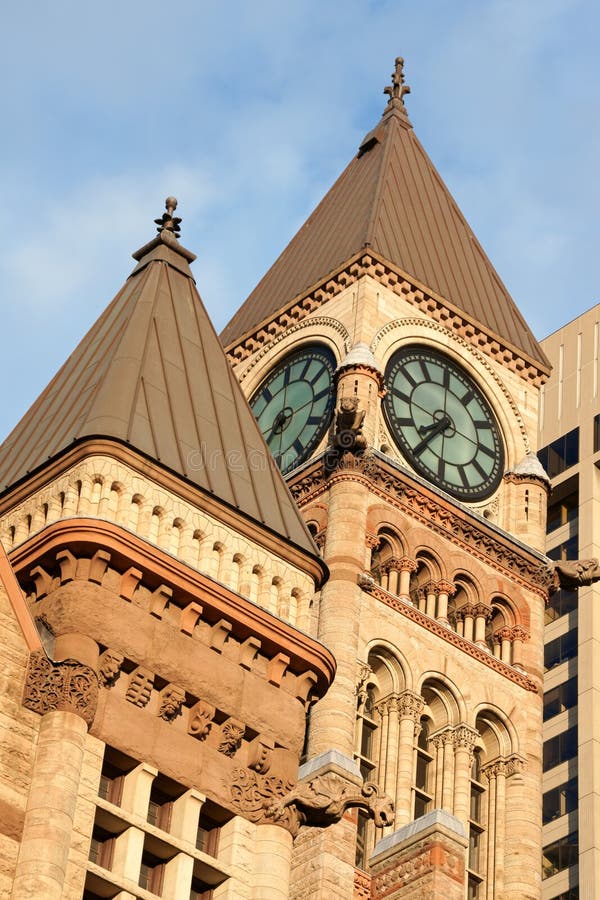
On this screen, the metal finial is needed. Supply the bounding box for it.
[383,57,411,111]
[154,196,182,237]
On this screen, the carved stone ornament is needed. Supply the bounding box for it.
[98,649,124,687]
[218,718,245,757]
[23,650,98,728]
[332,396,368,454]
[267,773,394,837]
[125,667,153,708]
[551,558,600,592]
[188,699,215,740]
[231,769,296,828]
[158,684,186,721]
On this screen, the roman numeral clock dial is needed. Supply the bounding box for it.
[382,346,504,501]
[250,346,336,474]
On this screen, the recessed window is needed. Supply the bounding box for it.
[139,850,164,893]
[88,825,114,870]
[543,776,578,824]
[542,831,579,879]
[413,719,433,819]
[467,752,485,897]
[538,429,579,478]
[543,726,578,771]
[543,677,578,721]
[544,630,578,671]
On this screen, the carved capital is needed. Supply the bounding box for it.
[398,556,418,574]
[398,689,424,721]
[511,625,530,642]
[436,579,456,597]
[453,724,479,754]
[23,650,98,728]
[365,532,381,550]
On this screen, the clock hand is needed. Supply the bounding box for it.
[413,415,452,456]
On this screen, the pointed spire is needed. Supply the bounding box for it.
[0,201,322,561]
[382,56,411,120]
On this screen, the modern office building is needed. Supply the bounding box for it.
[0,58,555,899]
[539,304,600,900]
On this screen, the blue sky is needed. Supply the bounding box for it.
[1,0,598,442]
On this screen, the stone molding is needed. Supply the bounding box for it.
[224,252,548,387]
[360,578,538,693]
[290,456,550,597]
[23,650,98,727]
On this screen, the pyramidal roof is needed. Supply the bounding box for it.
[221,59,549,372]
[0,200,317,555]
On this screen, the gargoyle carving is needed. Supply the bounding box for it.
[551,558,600,592]
[267,773,394,832]
[333,397,367,453]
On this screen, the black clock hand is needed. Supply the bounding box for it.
[414,415,451,456]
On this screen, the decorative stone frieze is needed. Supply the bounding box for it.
[23,650,98,727]
[230,768,295,827]
[398,689,425,721]
[247,735,274,774]
[225,254,546,387]
[359,578,538,692]
[453,724,479,755]
[290,457,549,596]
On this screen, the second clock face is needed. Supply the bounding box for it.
[383,346,504,501]
[250,345,336,474]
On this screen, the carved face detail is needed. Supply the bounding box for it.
[159,685,186,720]
[99,650,124,686]
[340,396,359,413]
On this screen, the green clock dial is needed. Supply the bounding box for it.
[251,346,336,474]
[383,346,504,501]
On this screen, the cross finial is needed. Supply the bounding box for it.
[383,57,411,112]
[154,196,182,237]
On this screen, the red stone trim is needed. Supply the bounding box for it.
[9,518,336,694]
[225,252,549,386]
[361,579,538,693]
[0,542,42,652]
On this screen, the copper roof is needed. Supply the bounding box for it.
[221,64,548,371]
[0,208,318,555]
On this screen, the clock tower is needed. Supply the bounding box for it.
[223,59,551,899]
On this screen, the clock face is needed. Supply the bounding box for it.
[250,345,336,474]
[383,346,504,501]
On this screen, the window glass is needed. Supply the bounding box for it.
[545,630,578,671]
[543,726,578,771]
[543,677,578,721]
[547,490,579,534]
[543,776,578,824]
[545,589,578,624]
[538,429,579,478]
[542,831,579,879]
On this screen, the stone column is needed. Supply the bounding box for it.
[482,759,508,898]
[252,824,293,899]
[441,728,456,812]
[425,583,438,618]
[436,580,455,626]
[511,626,528,670]
[473,604,491,649]
[452,725,478,830]
[394,691,424,828]
[502,756,540,899]
[309,461,372,758]
[462,605,475,642]
[498,627,513,664]
[13,649,98,900]
[398,557,418,602]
